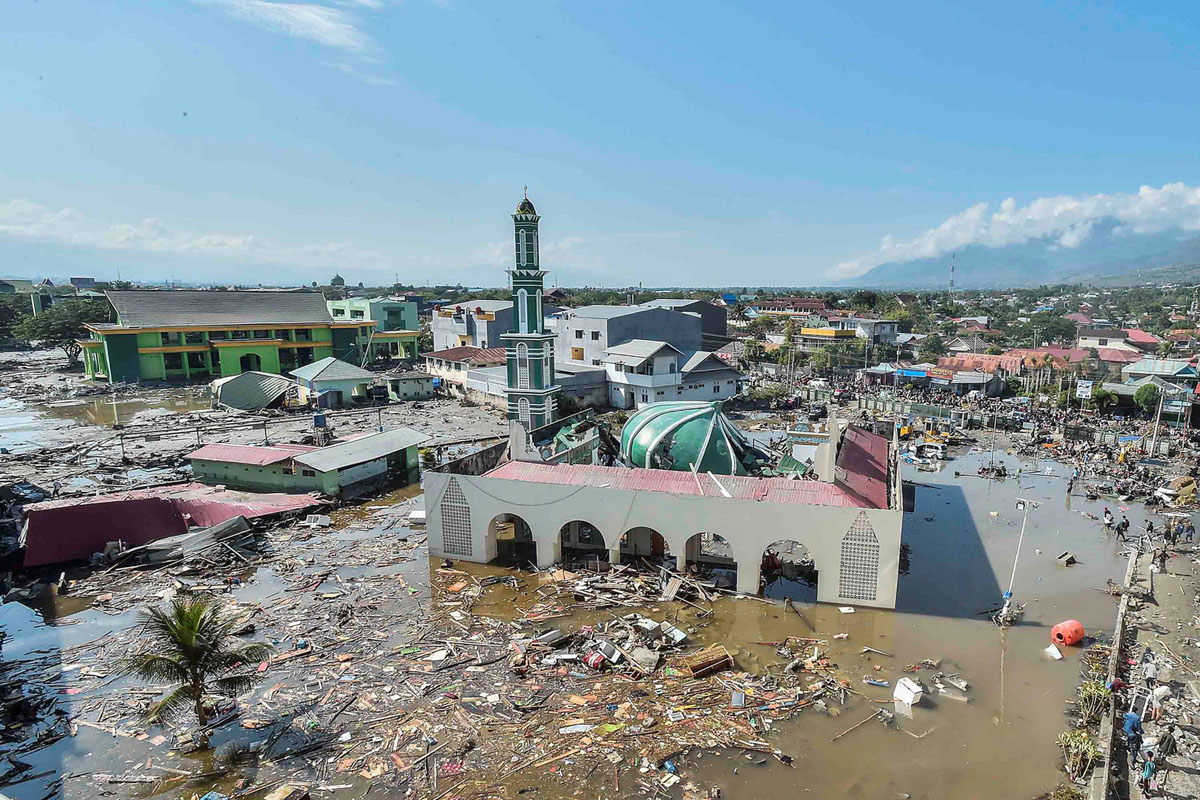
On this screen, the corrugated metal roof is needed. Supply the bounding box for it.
[1122,359,1197,376]
[482,461,880,508]
[293,427,429,472]
[212,370,296,410]
[289,357,377,383]
[833,425,890,509]
[187,443,316,466]
[106,290,333,327]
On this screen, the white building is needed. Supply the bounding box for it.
[601,339,740,409]
[425,417,904,608]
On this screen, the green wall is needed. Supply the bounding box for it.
[103,334,141,381]
[331,328,360,362]
[216,344,282,377]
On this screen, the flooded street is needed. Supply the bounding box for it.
[694,447,1130,799]
[0,441,1135,800]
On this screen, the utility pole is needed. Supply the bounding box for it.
[999,497,1038,625]
[1150,387,1165,456]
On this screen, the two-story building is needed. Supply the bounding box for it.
[602,339,741,409]
[553,305,703,368]
[432,299,561,351]
[80,290,384,382]
[638,298,729,350]
[326,296,420,360]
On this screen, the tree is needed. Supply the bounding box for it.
[1089,387,1116,411]
[12,300,112,365]
[1134,383,1161,414]
[1157,340,1177,358]
[985,345,1003,355]
[0,294,31,344]
[121,597,272,730]
[917,333,947,362]
[742,336,764,362]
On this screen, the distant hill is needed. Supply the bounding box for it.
[837,220,1200,288]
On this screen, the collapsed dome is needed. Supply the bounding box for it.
[619,401,768,476]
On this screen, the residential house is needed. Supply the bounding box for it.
[946,335,990,354]
[79,290,379,382]
[188,427,428,497]
[0,278,35,294]
[1120,358,1200,385]
[290,356,379,407]
[382,371,435,402]
[424,346,507,388]
[1063,312,1093,326]
[601,339,740,409]
[754,297,832,315]
[69,277,96,289]
[553,305,703,368]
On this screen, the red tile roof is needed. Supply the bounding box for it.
[427,346,507,364]
[1095,348,1142,364]
[1063,312,1093,325]
[187,443,315,466]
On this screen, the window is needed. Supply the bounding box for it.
[209,330,228,340]
[590,330,600,341]
[254,330,270,339]
[668,362,676,373]
[518,229,527,265]
[592,359,601,366]
[163,352,183,370]
[296,329,312,342]
[571,347,584,360]
[517,343,530,388]
[185,331,204,345]
[332,308,345,316]
[1099,338,1108,346]
[350,310,364,319]
[713,384,721,393]
[640,393,648,402]
[301,469,316,477]
[575,329,583,339]
[518,397,531,426]
[518,289,528,332]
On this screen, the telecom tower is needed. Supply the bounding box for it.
[948,252,955,295]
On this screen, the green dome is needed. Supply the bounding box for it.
[619,401,767,476]
[516,197,537,214]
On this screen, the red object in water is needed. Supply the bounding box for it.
[1051,620,1085,646]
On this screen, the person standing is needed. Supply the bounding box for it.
[1139,751,1158,794]
[1143,658,1158,690]
[1124,711,1144,769]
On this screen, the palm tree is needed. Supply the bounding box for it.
[1157,339,1177,358]
[122,597,273,729]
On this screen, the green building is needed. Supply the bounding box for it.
[80,290,408,382]
[187,427,429,497]
[502,191,561,429]
[326,296,420,360]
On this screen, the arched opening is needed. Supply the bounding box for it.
[518,288,528,332]
[618,526,671,566]
[239,352,262,372]
[518,397,531,427]
[761,539,818,602]
[517,342,530,388]
[683,532,737,589]
[558,520,607,568]
[488,513,535,569]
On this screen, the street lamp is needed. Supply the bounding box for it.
[996,497,1038,626]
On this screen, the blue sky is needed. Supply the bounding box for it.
[3,1,1200,287]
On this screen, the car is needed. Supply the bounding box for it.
[807,404,828,421]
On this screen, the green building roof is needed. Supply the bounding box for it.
[619,401,769,476]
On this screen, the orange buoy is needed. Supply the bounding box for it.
[1051,620,1085,646]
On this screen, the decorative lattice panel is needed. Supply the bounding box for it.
[439,478,473,556]
[839,512,880,601]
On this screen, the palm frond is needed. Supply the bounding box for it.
[210,674,261,698]
[120,653,189,683]
[145,684,199,725]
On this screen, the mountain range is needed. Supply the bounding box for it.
[836,220,1200,289]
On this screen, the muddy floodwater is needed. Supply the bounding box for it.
[0,392,213,454]
[0,444,1137,799]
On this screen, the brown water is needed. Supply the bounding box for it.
[0,445,1138,800]
[0,392,213,454]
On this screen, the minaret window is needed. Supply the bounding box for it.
[530,230,538,265]
[518,398,531,426]
[518,230,527,266]
[517,342,530,388]
[535,289,543,333]
[518,289,528,332]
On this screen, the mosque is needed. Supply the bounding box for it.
[423,194,905,609]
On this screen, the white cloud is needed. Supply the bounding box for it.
[199,0,373,54]
[832,182,1200,279]
[0,198,390,271]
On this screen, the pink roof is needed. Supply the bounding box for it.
[187,443,316,466]
[1063,312,1092,325]
[833,426,890,509]
[1124,328,1161,345]
[22,483,319,567]
[484,460,884,509]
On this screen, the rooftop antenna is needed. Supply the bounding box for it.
[948,251,955,296]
